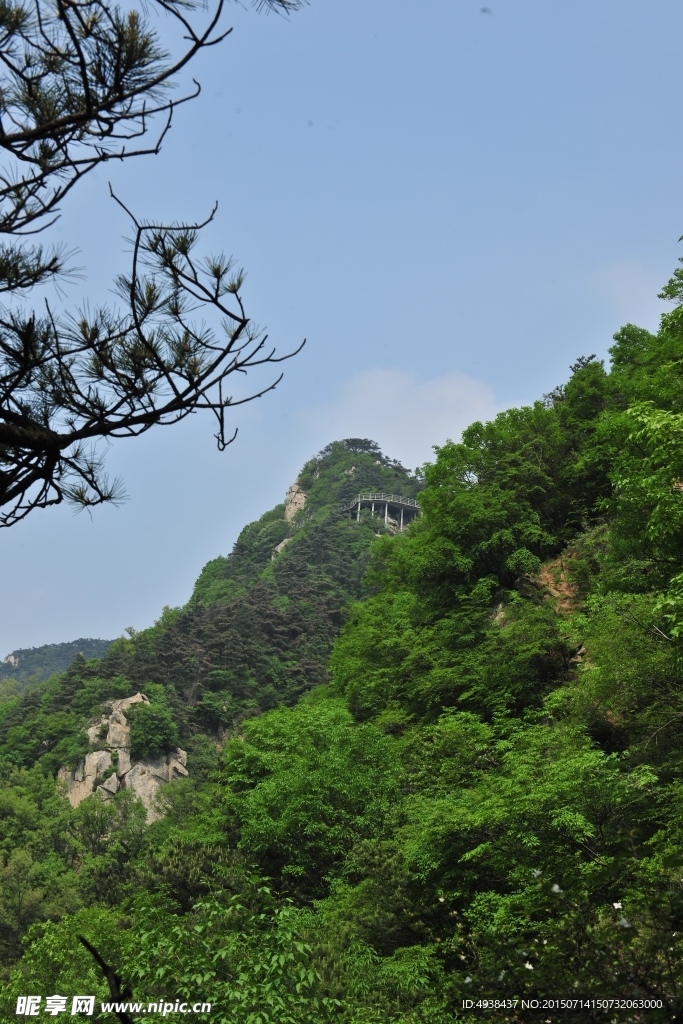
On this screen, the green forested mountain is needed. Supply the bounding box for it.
[89,439,422,730]
[6,290,683,1022]
[0,439,419,774]
[0,640,113,688]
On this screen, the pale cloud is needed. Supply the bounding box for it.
[299,368,499,469]
[593,261,668,332]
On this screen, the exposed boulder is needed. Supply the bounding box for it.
[284,482,306,521]
[58,749,112,808]
[86,718,107,744]
[106,709,130,748]
[168,757,189,781]
[124,756,170,822]
[272,536,291,560]
[58,692,187,821]
[114,748,131,775]
[111,693,150,714]
[98,773,119,800]
[85,749,112,777]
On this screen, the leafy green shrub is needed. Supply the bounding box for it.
[184,733,221,780]
[123,890,340,1024]
[0,907,127,1016]
[506,546,542,576]
[128,700,179,761]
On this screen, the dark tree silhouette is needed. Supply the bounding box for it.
[79,936,134,1024]
[0,0,305,526]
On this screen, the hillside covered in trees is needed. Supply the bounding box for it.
[0,641,114,689]
[4,287,683,1020]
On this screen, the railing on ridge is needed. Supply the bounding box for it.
[340,492,421,513]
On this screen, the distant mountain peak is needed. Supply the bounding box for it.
[0,638,114,683]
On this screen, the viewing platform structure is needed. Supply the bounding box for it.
[341,493,421,530]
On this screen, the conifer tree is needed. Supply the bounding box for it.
[0,0,304,525]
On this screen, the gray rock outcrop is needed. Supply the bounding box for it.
[271,536,291,560]
[58,691,188,822]
[106,710,130,748]
[284,482,307,521]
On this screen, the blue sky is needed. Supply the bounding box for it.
[1,0,682,652]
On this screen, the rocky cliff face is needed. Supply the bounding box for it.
[284,482,307,520]
[58,692,188,822]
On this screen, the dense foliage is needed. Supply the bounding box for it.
[7,280,683,1020]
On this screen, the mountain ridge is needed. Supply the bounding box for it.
[0,638,114,686]
[0,438,422,776]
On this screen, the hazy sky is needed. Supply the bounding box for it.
[1,0,681,654]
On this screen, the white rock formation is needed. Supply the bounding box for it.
[114,748,132,775]
[86,718,107,745]
[272,537,291,560]
[284,482,307,521]
[168,757,189,782]
[57,691,189,821]
[99,773,119,797]
[112,693,150,714]
[106,709,130,747]
[86,749,113,776]
[124,757,170,822]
